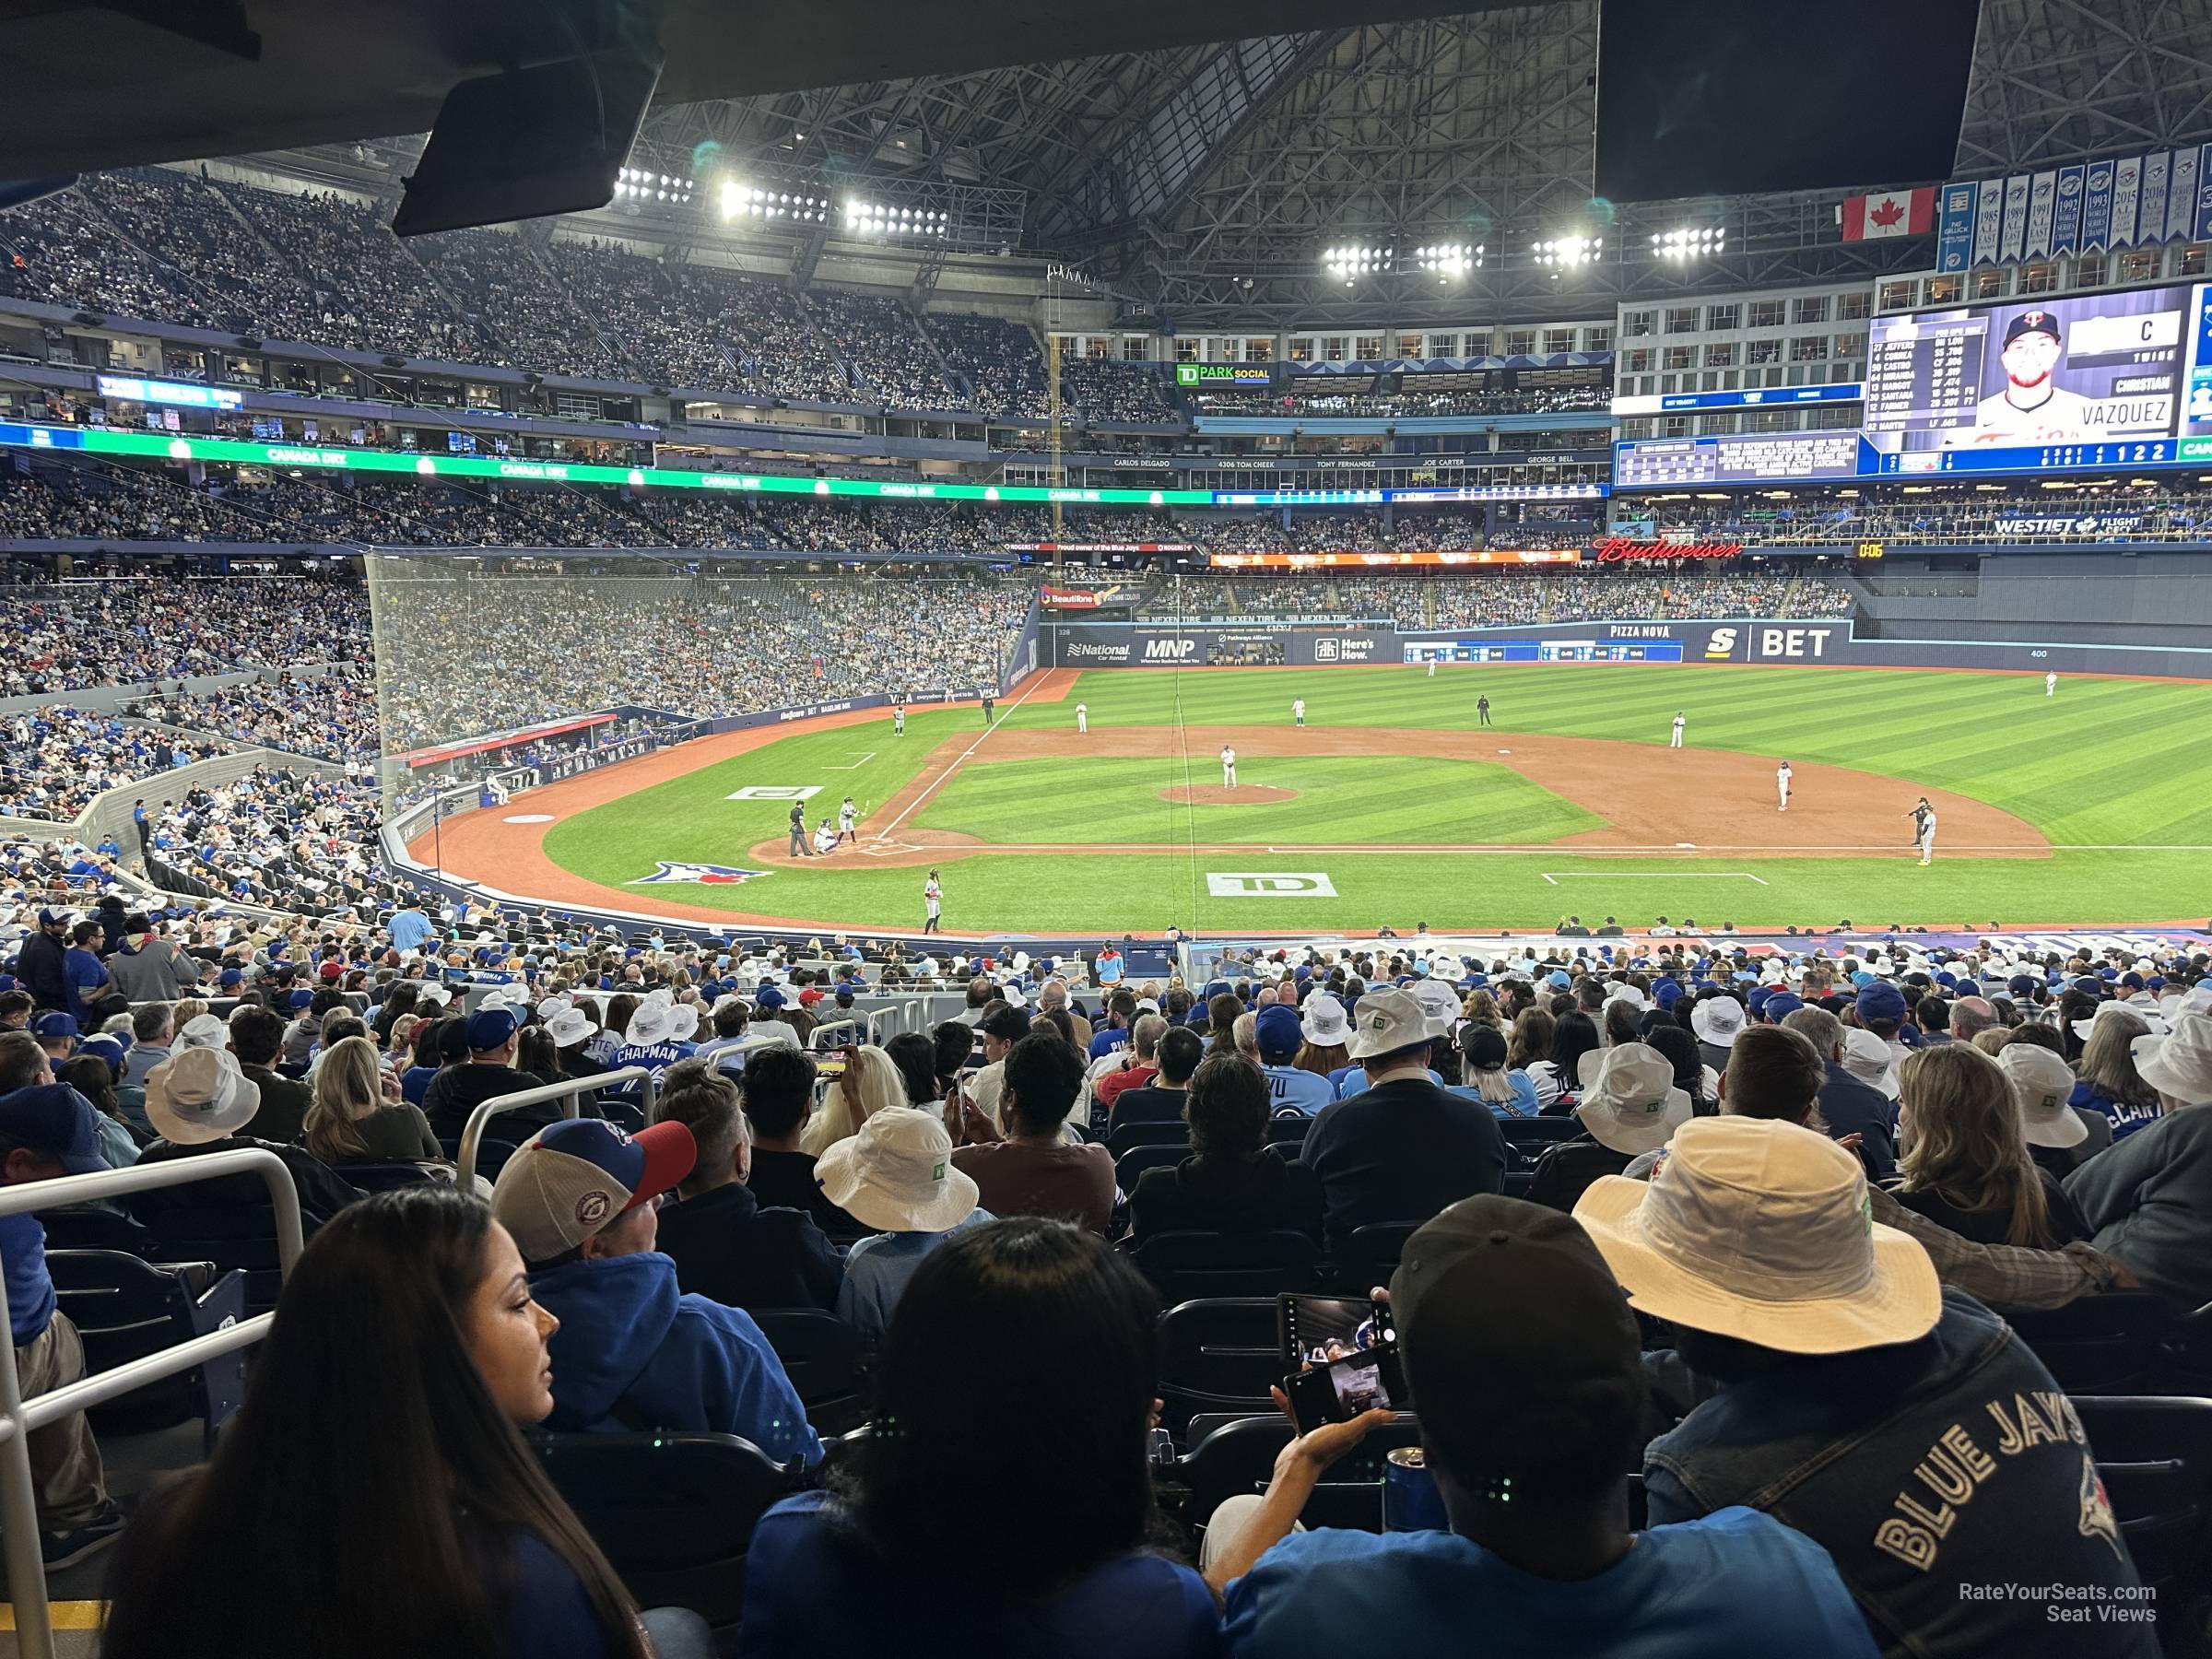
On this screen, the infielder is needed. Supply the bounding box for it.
[839,794,858,845]
[893,701,906,736]
[1776,760,1793,812]
[1914,802,1938,865]
[2046,671,2058,698]
[1077,701,1088,734]
[1670,712,1686,749]
[1220,745,1238,787]
[1292,697,1305,727]
[1905,796,1933,850]
[981,692,994,725]
[923,869,943,935]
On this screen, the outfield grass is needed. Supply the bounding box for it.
[914,755,1600,845]
[535,663,2212,932]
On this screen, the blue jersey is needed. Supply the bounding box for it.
[1264,1063,1335,1117]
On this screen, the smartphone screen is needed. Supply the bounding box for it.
[1281,1343,1406,1433]
[1278,1294,1387,1369]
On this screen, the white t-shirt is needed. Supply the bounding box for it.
[1950,382,2093,447]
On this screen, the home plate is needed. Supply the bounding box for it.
[502,814,555,824]
[864,840,925,857]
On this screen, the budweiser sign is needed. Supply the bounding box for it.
[1591,536,1744,562]
[1041,585,1102,609]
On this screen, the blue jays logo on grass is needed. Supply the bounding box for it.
[628,862,770,887]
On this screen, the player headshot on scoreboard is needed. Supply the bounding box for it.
[1951,308,2092,448]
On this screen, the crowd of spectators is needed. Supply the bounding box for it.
[1644,489,2212,547]
[125,668,379,763]
[1060,359,1181,424]
[0,574,369,696]
[803,289,954,409]
[0,707,218,822]
[1194,383,1611,418]
[151,765,388,916]
[926,314,1051,418]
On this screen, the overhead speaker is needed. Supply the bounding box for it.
[1594,0,1983,200]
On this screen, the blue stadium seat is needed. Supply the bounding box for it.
[1107,1121,1191,1158]
[1133,1230,1318,1302]
[48,1249,247,1453]
[748,1308,869,1436]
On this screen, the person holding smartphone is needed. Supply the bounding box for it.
[1205,1197,1880,1659]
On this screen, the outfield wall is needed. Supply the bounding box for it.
[1044,617,2212,678]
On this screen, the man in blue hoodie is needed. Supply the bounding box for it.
[489,1115,822,1466]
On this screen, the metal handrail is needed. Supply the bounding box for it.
[0,1147,304,1659]
[457,1065,655,1186]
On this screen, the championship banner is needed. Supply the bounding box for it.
[2166,147,2200,243]
[2024,171,2056,259]
[2082,159,2115,252]
[2052,165,2086,258]
[2112,155,2143,247]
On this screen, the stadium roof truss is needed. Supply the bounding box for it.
[634,0,2212,324]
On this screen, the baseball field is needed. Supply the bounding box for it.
[422,662,2212,935]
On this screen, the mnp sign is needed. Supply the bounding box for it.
[1206,871,1339,898]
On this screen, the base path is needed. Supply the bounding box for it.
[737,724,2050,869]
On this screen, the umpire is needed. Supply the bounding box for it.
[788,801,812,858]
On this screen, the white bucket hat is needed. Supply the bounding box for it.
[176,1012,229,1052]
[2132,1012,2212,1103]
[1346,987,1431,1061]
[664,1001,700,1042]
[1407,980,1461,1038]
[1572,1042,1692,1156]
[1300,993,1350,1047]
[626,992,679,1046]
[535,994,574,1023]
[815,1106,980,1234]
[1839,1026,1900,1100]
[1574,1116,1942,1354]
[1689,995,1747,1049]
[545,1006,597,1048]
[146,1047,262,1146]
[2072,1000,2168,1043]
[1996,1043,2086,1150]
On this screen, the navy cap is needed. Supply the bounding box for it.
[2004,308,2062,347]
[218,968,245,988]
[0,1084,107,1174]
[1763,991,1806,1022]
[30,1011,76,1041]
[1253,1004,1303,1060]
[288,988,314,1012]
[465,1006,519,1052]
[1855,981,1908,1023]
[754,985,786,1010]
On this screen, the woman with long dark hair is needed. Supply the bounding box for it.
[738,1216,1213,1658]
[101,1186,712,1659]
[1204,991,1243,1059]
[1528,1011,1601,1113]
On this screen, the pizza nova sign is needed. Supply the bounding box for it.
[1590,536,1746,562]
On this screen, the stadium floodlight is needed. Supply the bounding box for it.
[1414,241,1483,279]
[1531,234,1603,268]
[1650,226,1726,259]
[1323,243,1395,279]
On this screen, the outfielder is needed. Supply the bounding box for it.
[1077,701,1088,734]
[893,701,906,736]
[2046,671,2058,698]
[1292,697,1305,727]
[1220,745,1238,787]
[839,794,858,845]
[1776,760,1793,812]
[1670,712,1686,749]
[923,869,943,935]
[1427,659,1437,678]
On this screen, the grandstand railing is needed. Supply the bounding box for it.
[0,1147,304,1659]
[458,1066,655,1187]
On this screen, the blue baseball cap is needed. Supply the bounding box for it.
[1855,981,1908,1023]
[465,1006,519,1051]
[0,1084,107,1173]
[288,988,315,1012]
[30,1011,77,1041]
[754,985,786,1011]
[2006,974,2038,997]
[1763,991,1806,1022]
[1653,979,1683,1009]
[490,1117,697,1262]
[1547,970,1571,989]
[1746,985,1774,1013]
[76,1032,128,1079]
[218,968,245,989]
[1253,1004,1303,1061]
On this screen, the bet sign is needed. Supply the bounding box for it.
[1590,536,1744,562]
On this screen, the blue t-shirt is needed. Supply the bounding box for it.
[1451,1073,1542,1118]
[835,1211,994,1341]
[62,947,106,1025]
[0,1214,53,1345]
[1329,1065,1443,1100]
[1262,1063,1335,1117]
[502,1531,619,1659]
[739,1490,1218,1659]
[1222,1510,1878,1659]
[389,909,436,954]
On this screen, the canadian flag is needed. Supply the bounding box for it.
[1840,187,1936,241]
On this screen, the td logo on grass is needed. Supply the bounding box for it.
[1206,872,1338,897]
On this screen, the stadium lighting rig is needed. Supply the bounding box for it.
[723,182,831,222]
[614,167,692,205]
[1531,234,1602,268]
[1323,245,1394,283]
[1413,242,1482,280]
[845,200,949,238]
[1651,226,1726,259]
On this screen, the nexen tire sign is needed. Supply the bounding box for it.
[1703,626,1837,661]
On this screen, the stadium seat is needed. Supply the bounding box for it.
[325,1161,443,1195]
[2001,1291,2171,1393]
[48,1249,247,1453]
[36,1204,155,1255]
[532,1431,789,1645]
[142,1204,285,1314]
[2067,1395,2212,1601]
[1172,1412,1426,1535]
[749,1308,869,1435]
[1332,1222,1419,1288]
[1499,1117,1580,1165]
[1107,1121,1192,1158]
[1158,1298,1283,1441]
[1266,1117,1314,1148]
[1132,1230,1318,1301]
[1113,1142,1192,1189]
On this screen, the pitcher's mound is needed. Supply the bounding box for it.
[1161,784,1299,806]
